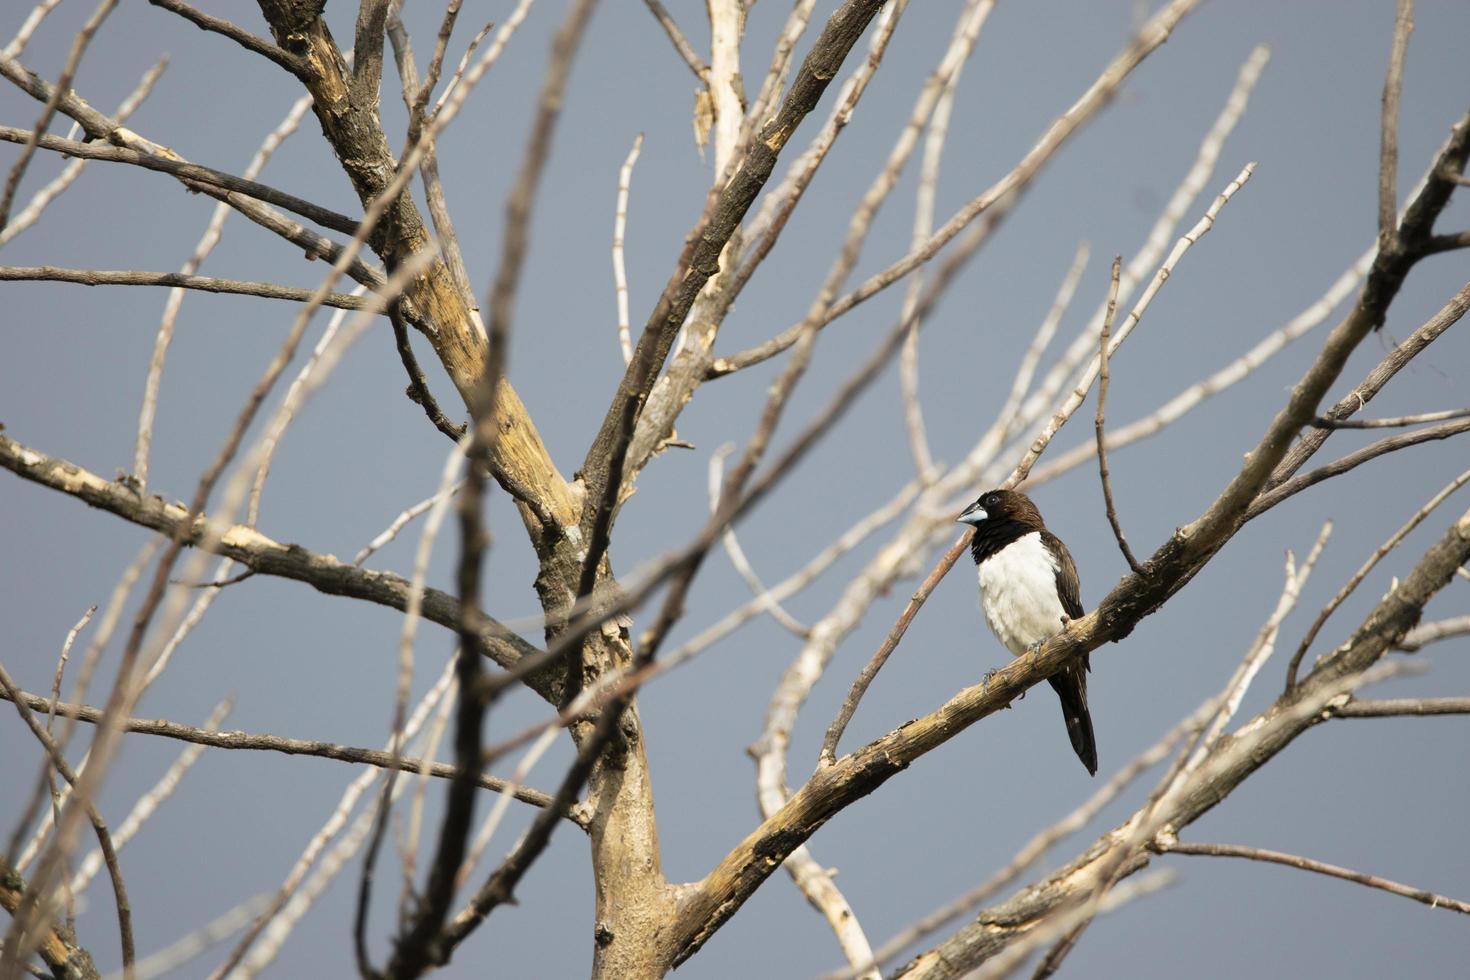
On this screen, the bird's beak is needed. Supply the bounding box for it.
[956,502,987,527]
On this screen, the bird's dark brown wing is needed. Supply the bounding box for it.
[1041,528,1095,772]
[1040,530,1084,619]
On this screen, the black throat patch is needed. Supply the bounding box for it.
[968,517,1037,565]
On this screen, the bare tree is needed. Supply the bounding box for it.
[2,2,1468,979]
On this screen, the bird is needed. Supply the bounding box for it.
[957,488,1097,775]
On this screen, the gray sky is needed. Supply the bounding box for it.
[3,1,1469,977]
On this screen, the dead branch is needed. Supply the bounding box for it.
[1335,697,1470,718]
[1378,0,1414,247]
[579,0,891,542]
[1284,466,1470,690]
[0,0,118,233]
[146,0,306,74]
[1093,256,1142,573]
[1396,615,1470,651]
[1155,839,1470,916]
[0,662,132,979]
[643,0,709,80]
[0,266,373,310]
[710,0,1202,378]
[0,126,360,235]
[0,434,553,697]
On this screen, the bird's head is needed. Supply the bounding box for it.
[956,489,1044,531]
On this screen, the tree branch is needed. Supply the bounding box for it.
[1335,697,1470,718]
[146,0,307,75]
[1311,407,1470,429]
[0,266,373,310]
[0,126,362,236]
[0,662,133,979]
[0,686,576,823]
[0,433,559,702]
[0,857,97,980]
[1094,256,1143,573]
[708,0,1203,379]
[1247,417,1470,520]
[1284,466,1470,691]
[1378,0,1414,247]
[0,0,117,233]
[642,0,709,80]
[1156,839,1470,916]
[1396,614,1470,652]
[578,0,890,542]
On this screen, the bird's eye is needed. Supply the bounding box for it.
[983,492,998,507]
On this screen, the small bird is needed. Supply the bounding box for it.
[957,489,1097,775]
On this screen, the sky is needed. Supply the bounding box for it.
[2,1,1469,978]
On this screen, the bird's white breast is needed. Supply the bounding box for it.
[977,531,1066,657]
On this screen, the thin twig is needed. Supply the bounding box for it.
[1261,279,1470,498]
[612,133,644,365]
[709,445,807,636]
[967,873,1176,980]
[580,0,892,546]
[354,482,465,567]
[399,670,459,927]
[145,0,306,75]
[1335,697,1470,718]
[69,701,232,896]
[1094,256,1142,573]
[455,724,561,889]
[485,0,599,382]
[643,0,708,79]
[12,540,160,876]
[384,0,477,303]
[1028,246,1373,487]
[1268,420,1470,520]
[108,895,270,980]
[0,267,372,310]
[1378,0,1414,248]
[131,91,318,493]
[246,291,368,529]
[1157,839,1470,916]
[0,662,134,979]
[711,0,1204,378]
[475,480,920,768]
[390,304,466,440]
[0,126,360,235]
[357,433,473,975]
[0,56,165,247]
[1396,614,1470,652]
[897,44,967,484]
[1311,407,1470,428]
[211,659,457,978]
[0,433,546,685]
[0,0,118,232]
[2,1,64,60]
[1284,466,1470,691]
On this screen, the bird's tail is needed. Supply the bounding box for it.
[1047,660,1098,776]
